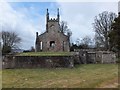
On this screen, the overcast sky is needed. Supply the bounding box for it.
[0,0,118,50]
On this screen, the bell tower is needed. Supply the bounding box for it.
[35,8,70,52]
[46,8,60,32]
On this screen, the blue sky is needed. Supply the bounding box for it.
[0,0,118,50]
[9,2,59,24]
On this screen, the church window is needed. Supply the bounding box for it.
[50,41,55,47]
[40,41,43,50]
[63,41,64,51]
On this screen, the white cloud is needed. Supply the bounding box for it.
[56,2,118,42]
[0,1,118,50]
[119,1,120,12]
[0,1,43,50]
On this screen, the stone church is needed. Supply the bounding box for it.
[35,9,70,52]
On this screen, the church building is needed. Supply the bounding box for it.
[35,9,70,52]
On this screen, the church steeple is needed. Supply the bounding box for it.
[46,8,49,32]
[57,8,60,22]
[46,8,49,21]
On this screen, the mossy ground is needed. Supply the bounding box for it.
[16,52,72,56]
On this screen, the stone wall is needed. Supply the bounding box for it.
[36,31,70,52]
[95,51,116,63]
[3,56,74,69]
[76,50,116,64]
[2,51,116,69]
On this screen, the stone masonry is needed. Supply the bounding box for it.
[35,9,70,52]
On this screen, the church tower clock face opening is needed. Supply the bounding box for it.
[35,9,70,52]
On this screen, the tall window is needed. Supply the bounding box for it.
[40,41,42,50]
[63,41,65,51]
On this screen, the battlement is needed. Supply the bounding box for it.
[48,18,59,22]
[46,8,59,22]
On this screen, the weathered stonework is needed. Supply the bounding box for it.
[2,56,74,69]
[35,9,70,52]
[74,49,116,64]
[2,50,116,69]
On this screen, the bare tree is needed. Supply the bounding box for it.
[81,36,92,45]
[60,21,68,34]
[2,31,21,54]
[60,21,72,45]
[93,11,117,50]
[60,21,72,35]
[76,38,80,46]
[80,36,92,48]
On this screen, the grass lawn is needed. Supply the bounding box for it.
[16,52,72,56]
[2,64,118,88]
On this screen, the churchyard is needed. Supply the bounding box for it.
[2,52,119,88]
[1,2,120,89]
[2,64,118,88]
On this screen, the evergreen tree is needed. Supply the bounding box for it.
[109,13,120,52]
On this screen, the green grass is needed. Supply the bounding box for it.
[0,70,2,89]
[16,52,72,56]
[2,64,118,88]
